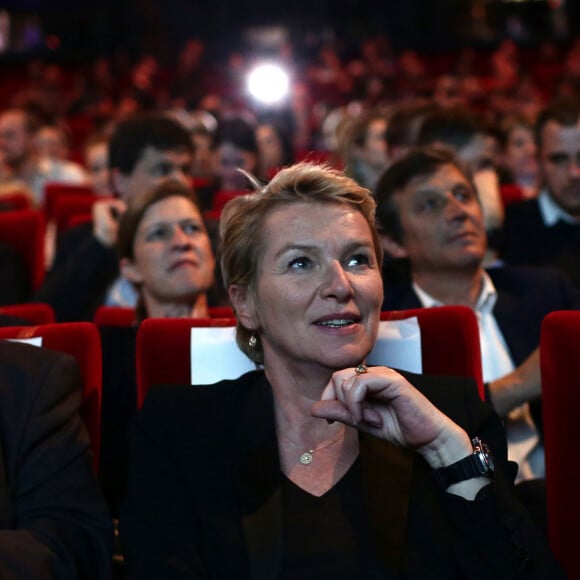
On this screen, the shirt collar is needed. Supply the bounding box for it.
[538,189,578,226]
[412,270,497,315]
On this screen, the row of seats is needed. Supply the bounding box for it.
[0,303,576,577]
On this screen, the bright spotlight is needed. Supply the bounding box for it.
[247,63,290,105]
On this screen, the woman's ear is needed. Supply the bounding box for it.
[120,257,144,285]
[380,234,408,259]
[228,284,258,329]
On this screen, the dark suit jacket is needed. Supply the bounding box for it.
[382,265,580,368]
[500,198,580,287]
[120,370,561,579]
[0,340,113,579]
[34,222,119,322]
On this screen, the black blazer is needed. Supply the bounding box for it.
[382,265,580,367]
[121,370,561,579]
[35,222,119,322]
[0,340,113,579]
[500,198,580,287]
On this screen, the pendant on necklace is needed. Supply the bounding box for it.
[299,451,313,465]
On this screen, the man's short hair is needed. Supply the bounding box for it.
[374,147,473,244]
[535,96,580,149]
[386,99,438,150]
[417,106,486,152]
[108,114,193,174]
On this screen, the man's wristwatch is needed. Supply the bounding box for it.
[433,437,495,490]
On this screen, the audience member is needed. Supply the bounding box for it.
[99,179,216,515]
[343,109,389,190]
[0,340,112,578]
[385,99,439,162]
[255,122,294,181]
[375,147,580,484]
[84,132,112,196]
[121,162,562,578]
[497,115,540,202]
[212,115,258,191]
[501,96,580,286]
[0,109,86,205]
[35,113,194,321]
[417,106,505,263]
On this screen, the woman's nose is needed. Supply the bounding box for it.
[321,261,354,301]
[171,226,193,247]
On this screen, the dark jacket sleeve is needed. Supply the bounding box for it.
[34,224,119,322]
[120,386,210,580]
[407,373,563,580]
[0,343,113,579]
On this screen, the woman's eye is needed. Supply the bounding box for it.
[181,222,202,235]
[347,253,370,267]
[288,256,312,270]
[146,226,169,241]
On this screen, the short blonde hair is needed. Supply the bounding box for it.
[219,162,382,363]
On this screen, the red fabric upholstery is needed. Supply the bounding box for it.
[136,305,483,408]
[381,306,484,400]
[93,306,235,327]
[136,317,236,408]
[211,190,248,212]
[540,311,580,578]
[43,183,94,221]
[0,209,45,290]
[93,306,136,327]
[0,322,102,473]
[499,183,526,207]
[0,192,33,211]
[0,303,56,325]
[52,193,110,233]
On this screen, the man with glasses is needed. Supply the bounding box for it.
[501,97,580,286]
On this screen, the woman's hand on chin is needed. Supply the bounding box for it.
[311,366,472,469]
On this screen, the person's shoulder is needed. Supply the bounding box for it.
[0,339,74,368]
[380,280,419,311]
[504,197,542,224]
[0,341,81,412]
[140,370,263,418]
[397,369,489,427]
[489,264,580,299]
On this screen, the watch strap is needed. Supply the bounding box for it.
[433,437,494,490]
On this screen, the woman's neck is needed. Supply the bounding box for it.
[144,293,209,319]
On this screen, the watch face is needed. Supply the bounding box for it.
[473,438,494,473]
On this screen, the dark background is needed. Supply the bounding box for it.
[1,0,578,63]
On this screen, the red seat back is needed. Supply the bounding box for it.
[0,322,102,473]
[53,193,110,233]
[43,182,94,221]
[0,209,45,290]
[0,303,56,325]
[136,317,237,408]
[0,191,34,211]
[93,306,235,328]
[540,310,580,578]
[381,306,484,400]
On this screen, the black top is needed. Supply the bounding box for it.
[281,458,391,580]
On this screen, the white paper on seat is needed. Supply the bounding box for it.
[7,337,43,347]
[366,317,422,373]
[190,326,255,385]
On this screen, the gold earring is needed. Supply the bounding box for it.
[248,334,257,348]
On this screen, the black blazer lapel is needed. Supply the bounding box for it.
[238,374,284,580]
[359,434,414,574]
